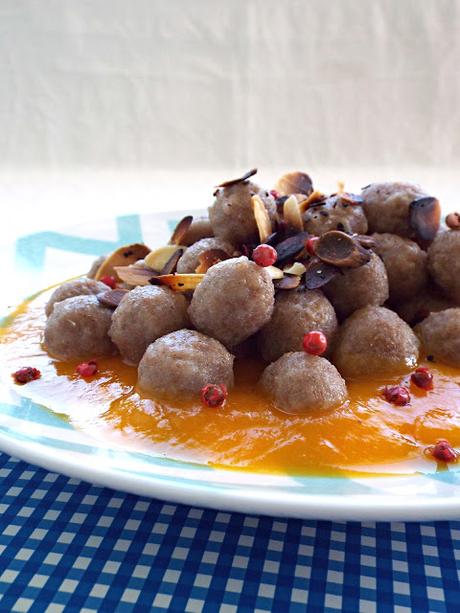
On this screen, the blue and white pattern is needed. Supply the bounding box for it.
[1,212,460,522]
[0,452,459,612]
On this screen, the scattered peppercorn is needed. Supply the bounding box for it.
[306,236,319,256]
[252,244,278,267]
[200,383,228,408]
[426,439,459,464]
[427,355,434,362]
[100,275,117,289]
[76,360,98,378]
[411,367,434,391]
[12,367,41,384]
[303,331,328,356]
[383,385,411,406]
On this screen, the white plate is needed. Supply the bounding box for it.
[1,210,460,521]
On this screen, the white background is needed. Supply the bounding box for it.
[0,0,459,233]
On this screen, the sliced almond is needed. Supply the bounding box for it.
[251,194,272,243]
[265,265,284,280]
[95,243,151,282]
[275,232,309,264]
[151,273,205,292]
[169,216,193,246]
[283,195,304,231]
[315,231,371,268]
[217,168,257,188]
[97,288,130,309]
[114,265,156,286]
[195,249,231,274]
[275,275,301,290]
[274,171,313,197]
[282,262,306,276]
[298,190,327,214]
[145,245,186,272]
[409,196,441,241]
[159,249,184,275]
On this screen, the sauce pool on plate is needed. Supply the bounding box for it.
[1,287,460,477]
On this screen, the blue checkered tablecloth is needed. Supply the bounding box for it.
[0,454,459,612]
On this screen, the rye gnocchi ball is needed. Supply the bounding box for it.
[258,289,338,363]
[415,308,460,367]
[182,216,214,246]
[303,194,368,236]
[323,252,389,320]
[209,181,276,244]
[44,295,116,360]
[395,287,455,326]
[427,231,460,303]
[362,182,427,237]
[138,329,234,396]
[333,306,420,379]
[260,352,347,414]
[176,238,235,273]
[45,277,108,317]
[189,257,275,348]
[372,233,427,304]
[109,285,189,365]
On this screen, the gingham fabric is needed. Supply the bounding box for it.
[0,454,459,612]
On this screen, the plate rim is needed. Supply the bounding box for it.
[2,208,460,521]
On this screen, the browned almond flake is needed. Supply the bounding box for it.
[283,195,304,231]
[95,243,151,282]
[304,259,340,289]
[275,232,309,264]
[195,249,231,274]
[339,193,364,207]
[356,235,376,250]
[409,196,441,241]
[298,190,327,213]
[169,216,194,246]
[150,273,205,292]
[274,275,301,290]
[217,168,257,188]
[97,289,130,309]
[446,212,460,230]
[114,265,158,286]
[252,194,273,243]
[274,171,313,197]
[160,248,184,275]
[315,231,371,268]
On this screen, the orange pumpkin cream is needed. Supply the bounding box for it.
[2,288,460,477]
[3,171,460,477]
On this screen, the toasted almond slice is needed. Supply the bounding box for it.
[251,194,272,243]
[315,231,371,268]
[298,190,327,214]
[114,265,156,286]
[275,275,301,290]
[282,262,306,276]
[95,243,151,282]
[265,265,284,280]
[195,249,231,274]
[169,216,193,245]
[275,171,313,197]
[160,249,184,275]
[97,288,130,309]
[337,180,345,194]
[217,168,257,188]
[145,245,186,272]
[151,273,205,292]
[283,195,304,231]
